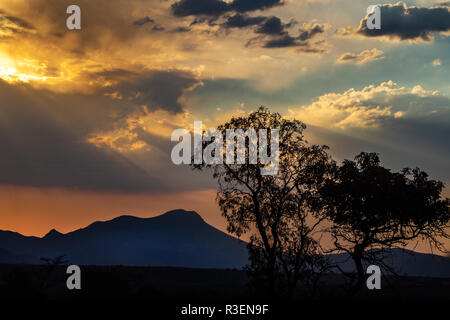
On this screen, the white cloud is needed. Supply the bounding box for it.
[288,81,446,129]
[433,58,442,66]
[88,107,192,153]
[337,48,385,65]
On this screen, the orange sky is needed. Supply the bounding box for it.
[0,185,447,256]
[0,185,225,237]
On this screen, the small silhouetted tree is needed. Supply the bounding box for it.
[39,255,69,292]
[192,107,334,299]
[319,152,450,296]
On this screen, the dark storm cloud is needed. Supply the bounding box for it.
[219,12,323,51]
[116,71,200,113]
[172,0,325,52]
[172,0,230,17]
[357,2,450,41]
[133,16,165,31]
[171,0,283,17]
[232,0,283,13]
[222,13,266,29]
[172,26,191,33]
[190,16,219,26]
[152,25,165,31]
[262,34,298,47]
[297,23,325,41]
[95,69,201,113]
[222,14,297,35]
[0,68,201,192]
[252,23,326,50]
[133,16,154,26]
[1,14,34,30]
[0,80,165,193]
[255,17,288,35]
[93,68,138,80]
[0,10,35,37]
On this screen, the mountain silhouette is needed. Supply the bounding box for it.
[0,209,249,268]
[43,229,63,240]
[328,248,450,278]
[0,209,448,277]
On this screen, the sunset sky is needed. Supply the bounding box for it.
[0,0,448,252]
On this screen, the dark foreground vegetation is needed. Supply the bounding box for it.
[0,264,448,301]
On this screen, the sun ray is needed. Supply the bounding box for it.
[0,53,55,83]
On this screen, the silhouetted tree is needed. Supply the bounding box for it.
[319,152,450,296]
[40,255,69,267]
[192,107,334,299]
[39,255,69,292]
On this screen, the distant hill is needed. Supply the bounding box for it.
[0,209,448,277]
[328,248,450,278]
[0,209,249,268]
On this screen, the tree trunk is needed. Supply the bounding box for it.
[267,251,277,300]
[348,253,365,297]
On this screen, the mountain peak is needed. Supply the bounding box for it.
[43,228,63,239]
[160,209,204,221]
